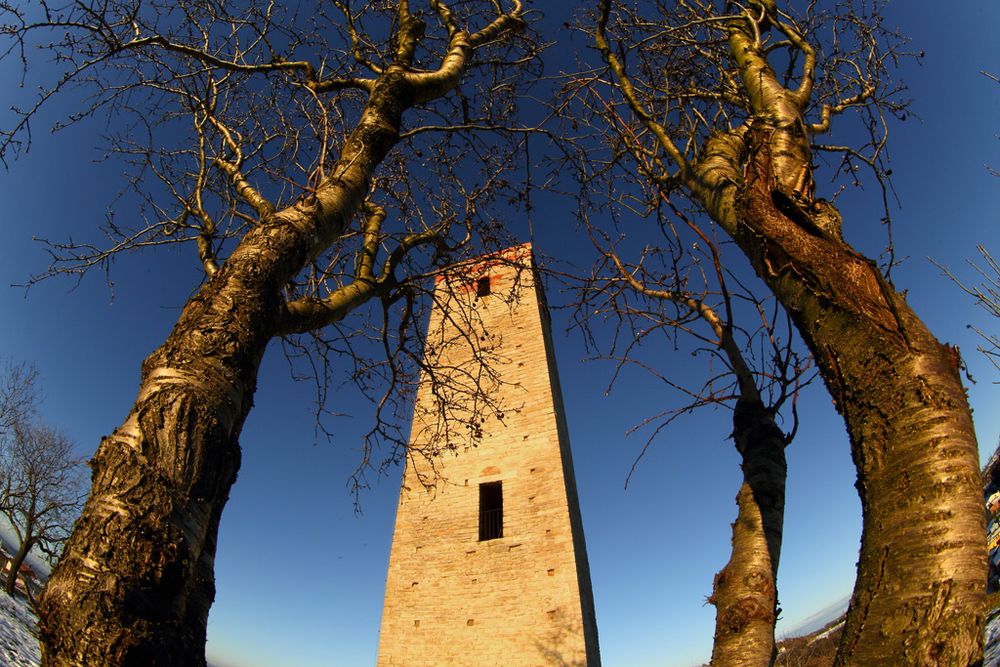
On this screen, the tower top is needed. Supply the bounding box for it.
[434,242,534,283]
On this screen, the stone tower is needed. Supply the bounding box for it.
[377,243,600,666]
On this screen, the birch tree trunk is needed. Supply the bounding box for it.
[38,89,400,661]
[592,1,986,661]
[725,125,984,665]
[35,3,526,657]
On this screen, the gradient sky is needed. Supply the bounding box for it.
[1,2,999,666]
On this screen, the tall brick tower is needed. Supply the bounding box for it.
[377,243,600,666]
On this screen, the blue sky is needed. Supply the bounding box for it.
[1,2,999,666]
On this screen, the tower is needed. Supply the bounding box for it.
[376,244,600,666]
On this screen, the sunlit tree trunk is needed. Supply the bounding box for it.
[595,0,987,652]
[41,65,425,667]
[710,392,787,667]
[3,0,526,662]
[661,14,987,663]
[721,125,985,665]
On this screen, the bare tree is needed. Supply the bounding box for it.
[574,0,984,663]
[1,423,85,597]
[1,1,536,663]
[937,74,1000,379]
[574,213,810,665]
[0,360,39,438]
[938,244,1000,379]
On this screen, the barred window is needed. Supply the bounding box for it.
[479,481,503,541]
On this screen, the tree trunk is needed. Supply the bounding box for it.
[4,537,32,596]
[37,71,411,667]
[37,251,272,666]
[709,394,787,667]
[729,123,985,665]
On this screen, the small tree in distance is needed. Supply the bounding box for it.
[1,423,85,598]
[0,360,38,436]
[0,360,85,599]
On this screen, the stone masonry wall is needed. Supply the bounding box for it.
[376,244,600,666]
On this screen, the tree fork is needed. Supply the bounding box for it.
[732,124,985,665]
[36,176,367,664]
[36,32,422,663]
[0,0,528,662]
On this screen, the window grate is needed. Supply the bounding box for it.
[479,481,503,541]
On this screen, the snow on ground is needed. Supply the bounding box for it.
[987,608,1000,667]
[0,593,41,667]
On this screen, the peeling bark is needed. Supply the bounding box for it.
[723,125,986,666]
[39,221,286,665]
[593,0,985,661]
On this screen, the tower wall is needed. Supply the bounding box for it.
[377,244,600,666]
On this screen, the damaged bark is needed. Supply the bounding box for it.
[39,218,279,665]
[730,125,984,665]
[592,0,985,661]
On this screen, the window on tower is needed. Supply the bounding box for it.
[479,481,503,541]
[476,275,491,298]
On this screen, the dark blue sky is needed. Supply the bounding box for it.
[1,2,999,666]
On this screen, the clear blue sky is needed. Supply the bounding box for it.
[1,3,998,666]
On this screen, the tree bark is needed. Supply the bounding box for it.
[4,537,32,596]
[593,1,984,660]
[709,394,787,667]
[37,69,412,667]
[726,124,985,665]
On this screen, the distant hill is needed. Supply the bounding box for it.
[778,596,850,640]
[769,443,1000,667]
[774,615,844,667]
